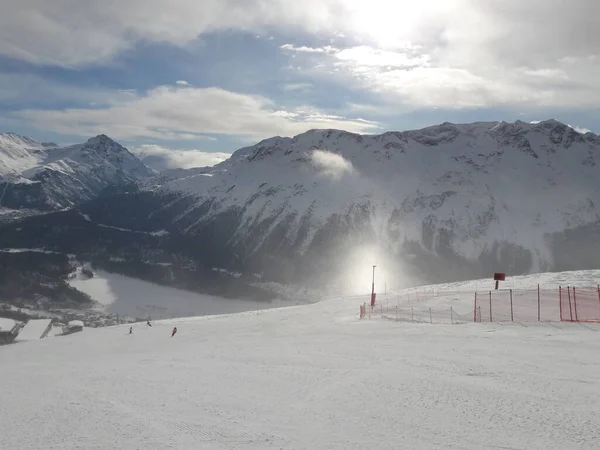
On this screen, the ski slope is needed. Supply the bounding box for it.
[2,271,600,449]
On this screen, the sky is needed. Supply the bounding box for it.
[1,0,599,170]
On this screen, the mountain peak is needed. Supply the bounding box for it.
[0,132,44,148]
[85,134,120,147]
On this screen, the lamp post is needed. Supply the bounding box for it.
[371,265,376,307]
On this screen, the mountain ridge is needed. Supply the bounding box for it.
[135,118,600,284]
[0,132,155,210]
[1,119,599,293]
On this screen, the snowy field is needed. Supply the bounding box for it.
[2,271,600,449]
[68,270,292,319]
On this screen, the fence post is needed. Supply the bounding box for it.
[473,292,477,323]
[573,287,578,322]
[510,289,514,322]
[537,283,540,322]
[489,291,493,322]
[478,305,481,322]
[450,307,454,324]
[568,287,573,322]
[429,308,433,324]
[559,286,563,322]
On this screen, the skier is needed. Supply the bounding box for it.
[129,327,133,335]
[146,321,152,327]
[171,327,177,337]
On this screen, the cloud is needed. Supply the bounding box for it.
[0,0,345,67]
[2,0,599,72]
[281,83,314,92]
[175,80,189,86]
[568,125,592,134]
[131,144,230,171]
[2,0,599,113]
[311,149,354,180]
[290,46,600,110]
[280,44,338,54]
[279,1,600,111]
[12,85,381,141]
[0,73,134,108]
[335,46,430,68]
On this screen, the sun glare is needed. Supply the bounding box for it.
[341,0,452,49]
[333,243,414,295]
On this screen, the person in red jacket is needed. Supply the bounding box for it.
[171,327,177,337]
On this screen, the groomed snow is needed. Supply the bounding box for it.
[2,271,600,449]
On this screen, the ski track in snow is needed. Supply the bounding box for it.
[2,271,600,449]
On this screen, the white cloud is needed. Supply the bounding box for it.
[132,144,230,171]
[0,0,346,67]
[12,85,381,141]
[335,46,430,68]
[280,44,338,54]
[1,0,599,112]
[568,125,592,134]
[311,149,354,180]
[175,80,189,86]
[282,82,314,92]
[280,1,600,111]
[0,73,134,107]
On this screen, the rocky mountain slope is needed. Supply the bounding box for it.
[0,133,155,211]
[1,120,599,291]
[131,119,599,282]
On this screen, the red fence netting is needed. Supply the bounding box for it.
[560,286,600,323]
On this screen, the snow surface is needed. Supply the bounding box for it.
[0,132,52,178]
[153,120,600,271]
[0,132,154,209]
[2,270,600,449]
[68,270,290,319]
[0,317,17,331]
[16,319,52,341]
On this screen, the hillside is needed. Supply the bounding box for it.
[1,270,599,449]
[0,133,154,210]
[1,119,600,292]
[77,119,600,285]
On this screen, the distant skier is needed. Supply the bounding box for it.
[129,327,133,335]
[171,327,177,337]
[146,321,152,327]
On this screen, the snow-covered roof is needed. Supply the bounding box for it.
[17,319,52,341]
[68,320,84,328]
[0,318,17,332]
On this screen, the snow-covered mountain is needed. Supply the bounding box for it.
[1,120,599,289]
[0,133,155,210]
[132,119,600,282]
